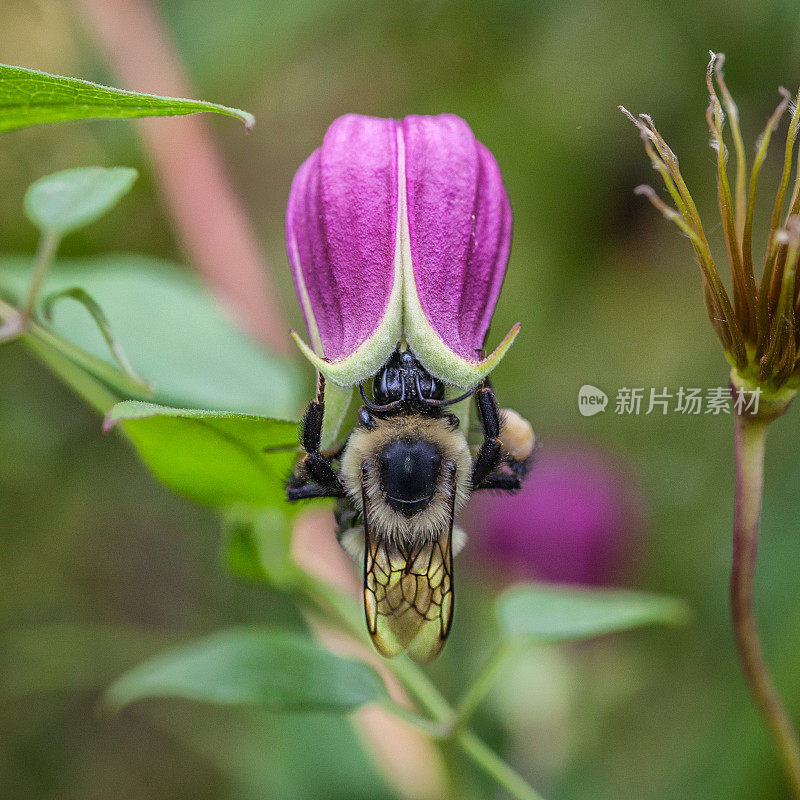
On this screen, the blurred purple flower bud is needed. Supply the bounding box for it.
[286,113,519,390]
[466,444,647,586]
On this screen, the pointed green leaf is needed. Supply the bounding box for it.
[0,63,254,133]
[105,628,387,713]
[24,167,138,235]
[104,400,299,508]
[496,583,690,643]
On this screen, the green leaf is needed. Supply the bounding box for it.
[0,256,304,418]
[496,583,690,643]
[5,298,149,413]
[0,63,254,133]
[24,167,138,235]
[42,286,150,389]
[104,400,298,508]
[105,628,387,713]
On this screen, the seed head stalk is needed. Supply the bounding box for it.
[623,51,800,796]
[732,412,800,797]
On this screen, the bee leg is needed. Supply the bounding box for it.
[287,373,345,501]
[471,377,505,488]
[472,470,522,492]
[286,477,344,500]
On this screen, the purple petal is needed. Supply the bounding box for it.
[286,114,398,363]
[402,115,512,362]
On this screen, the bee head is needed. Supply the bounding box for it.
[372,350,445,406]
[378,437,442,517]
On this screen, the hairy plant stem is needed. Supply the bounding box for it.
[732,412,800,797]
[294,571,547,800]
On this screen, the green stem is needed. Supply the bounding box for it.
[380,696,451,740]
[457,731,547,800]
[452,640,522,732]
[23,230,60,318]
[293,570,547,800]
[1,297,118,412]
[21,332,118,414]
[732,412,800,798]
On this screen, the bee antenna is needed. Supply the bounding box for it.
[359,382,403,413]
[416,377,474,408]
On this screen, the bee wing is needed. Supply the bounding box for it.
[362,464,456,663]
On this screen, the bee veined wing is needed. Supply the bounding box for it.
[362,465,456,663]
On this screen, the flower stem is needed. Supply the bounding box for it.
[457,731,546,800]
[732,412,800,797]
[293,570,547,800]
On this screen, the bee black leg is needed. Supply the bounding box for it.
[471,377,504,488]
[287,373,345,501]
[287,475,343,501]
[472,471,522,492]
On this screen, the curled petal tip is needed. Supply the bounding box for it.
[291,326,401,389]
[406,319,520,391]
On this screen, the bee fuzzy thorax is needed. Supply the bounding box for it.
[339,414,472,543]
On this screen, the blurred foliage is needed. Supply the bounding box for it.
[23,166,138,235]
[3,1,800,799]
[0,256,303,415]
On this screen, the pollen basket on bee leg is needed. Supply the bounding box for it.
[499,408,535,462]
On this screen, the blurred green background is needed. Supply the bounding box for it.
[3,1,800,798]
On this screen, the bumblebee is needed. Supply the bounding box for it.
[287,347,534,662]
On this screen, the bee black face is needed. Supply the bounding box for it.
[372,350,445,406]
[378,437,442,517]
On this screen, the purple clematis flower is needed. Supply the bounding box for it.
[286,113,519,390]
